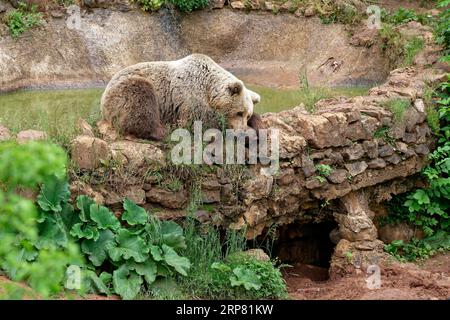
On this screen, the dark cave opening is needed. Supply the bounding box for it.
[271,221,338,270]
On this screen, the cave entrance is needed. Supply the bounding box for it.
[269,221,338,281]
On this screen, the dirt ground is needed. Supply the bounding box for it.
[284,252,450,300]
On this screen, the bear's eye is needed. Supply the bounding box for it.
[236,111,244,117]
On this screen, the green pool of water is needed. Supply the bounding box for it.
[0,86,369,144]
[248,85,369,114]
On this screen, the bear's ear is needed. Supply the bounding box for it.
[228,82,243,96]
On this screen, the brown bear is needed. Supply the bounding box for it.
[100,54,265,140]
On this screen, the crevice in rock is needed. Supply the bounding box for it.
[271,221,338,270]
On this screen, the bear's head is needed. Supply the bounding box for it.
[209,80,260,130]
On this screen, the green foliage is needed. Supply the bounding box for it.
[384,231,450,262]
[373,126,395,145]
[167,0,209,12]
[315,163,332,183]
[382,98,411,123]
[402,78,450,237]
[380,25,425,68]
[315,163,332,177]
[435,0,450,54]
[6,2,43,39]
[0,142,82,299]
[0,142,67,189]
[210,253,287,299]
[382,8,418,25]
[179,219,287,299]
[403,37,425,67]
[56,0,75,5]
[133,0,209,12]
[45,189,192,299]
[132,0,165,11]
[317,1,362,25]
[384,77,450,261]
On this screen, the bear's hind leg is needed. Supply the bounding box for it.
[116,77,166,141]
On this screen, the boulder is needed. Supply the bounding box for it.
[209,0,226,9]
[344,161,368,176]
[304,6,316,17]
[17,130,47,144]
[343,143,365,160]
[110,140,165,169]
[71,136,111,170]
[230,1,245,9]
[146,187,187,209]
[243,202,267,226]
[363,140,378,158]
[0,125,12,141]
[327,169,348,184]
[123,186,146,205]
[242,173,273,205]
[77,118,95,137]
[378,223,420,244]
[378,144,394,157]
[201,178,221,204]
[242,249,270,262]
[368,158,386,169]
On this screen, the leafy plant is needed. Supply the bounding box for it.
[373,126,395,145]
[132,0,165,11]
[209,253,287,299]
[403,37,425,67]
[384,231,450,262]
[402,77,450,237]
[37,183,192,299]
[380,25,425,68]
[167,0,209,12]
[435,0,450,55]
[382,98,411,123]
[6,2,43,39]
[315,163,332,183]
[0,142,82,298]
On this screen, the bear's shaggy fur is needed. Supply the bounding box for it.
[100,54,263,140]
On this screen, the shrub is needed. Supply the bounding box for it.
[133,0,209,12]
[35,184,192,299]
[6,2,43,39]
[210,253,288,299]
[132,0,165,11]
[403,37,425,67]
[0,142,82,298]
[435,0,450,55]
[383,76,450,261]
[178,218,287,299]
[380,26,425,68]
[382,98,411,123]
[167,0,209,12]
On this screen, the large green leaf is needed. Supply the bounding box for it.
[127,259,157,285]
[230,267,261,291]
[149,244,163,262]
[37,176,70,213]
[160,221,186,250]
[59,203,81,231]
[89,204,120,231]
[81,229,116,267]
[108,229,149,263]
[70,223,100,241]
[35,215,67,249]
[76,195,95,222]
[162,244,190,276]
[81,269,111,295]
[122,198,148,226]
[112,265,143,300]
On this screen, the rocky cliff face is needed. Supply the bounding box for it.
[68,64,445,278]
[0,4,390,92]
